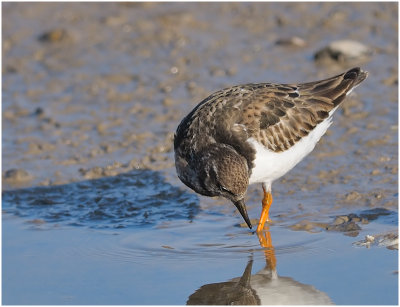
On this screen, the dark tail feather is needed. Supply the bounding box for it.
[344,67,368,87]
[299,67,368,105]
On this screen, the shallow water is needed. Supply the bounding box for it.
[3,207,398,305]
[2,2,398,305]
[2,173,398,304]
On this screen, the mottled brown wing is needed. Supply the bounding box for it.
[238,67,368,152]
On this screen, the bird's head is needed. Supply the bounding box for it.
[199,145,252,229]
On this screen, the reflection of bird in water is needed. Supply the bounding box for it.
[187,259,260,305]
[174,68,367,231]
[187,227,333,305]
[250,228,333,305]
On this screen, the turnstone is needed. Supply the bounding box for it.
[174,67,368,232]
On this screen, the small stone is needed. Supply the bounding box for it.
[348,213,359,220]
[365,235,375,243]
[38,29,69,43]
[275,36,306,47]
[345,191,362,201]
[33,107,45,117]
[79,166,104,179]
[314,40,373,63]
[128,159,141,169]
[96,123,108,135]
[333,216,348,225]
[345,222,362,231]
[159,84,172,93]
[379,156,391,162]
[371,169,381,175]
[170,66,179,74]
[3,168,34,183]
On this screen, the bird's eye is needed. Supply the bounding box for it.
[218,184,234,195]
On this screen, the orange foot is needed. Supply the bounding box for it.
[256,186,273,232]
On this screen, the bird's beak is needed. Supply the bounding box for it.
[234,199,252,229]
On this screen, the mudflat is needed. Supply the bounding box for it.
[2,2,398,305]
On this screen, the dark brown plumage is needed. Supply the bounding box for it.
[174,67,368,230]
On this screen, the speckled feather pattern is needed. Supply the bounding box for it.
[174,67,368,212]
[175,68,367,157]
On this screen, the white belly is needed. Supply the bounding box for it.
[248,116,333,186]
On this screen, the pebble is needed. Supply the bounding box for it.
[292,211,378,235]
[38,29,70,43]
[170,66,179,74]
[354,232,398,250]
[333,216,349,225]
[3,168,34,183]
[326,221,361,233]
[366,235,375,243]
[344,191,362,201]
[371,169,381,175]
[275,36,306,47]
[314,39,373,63]
[79,166,104,179]
[33,107,45,117]
[379,156,391,162]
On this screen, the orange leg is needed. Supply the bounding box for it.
[256,186,273,232]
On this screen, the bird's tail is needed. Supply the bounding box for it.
[298,67,368,107]
[345,67,369,87]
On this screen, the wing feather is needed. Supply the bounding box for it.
[237,67,368,152]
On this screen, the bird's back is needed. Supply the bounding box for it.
[174,67,367,163]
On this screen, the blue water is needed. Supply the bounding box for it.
[2,200,398,304]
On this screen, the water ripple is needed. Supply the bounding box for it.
[2,169,199,229]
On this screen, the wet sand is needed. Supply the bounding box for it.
[2,2,398,305]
